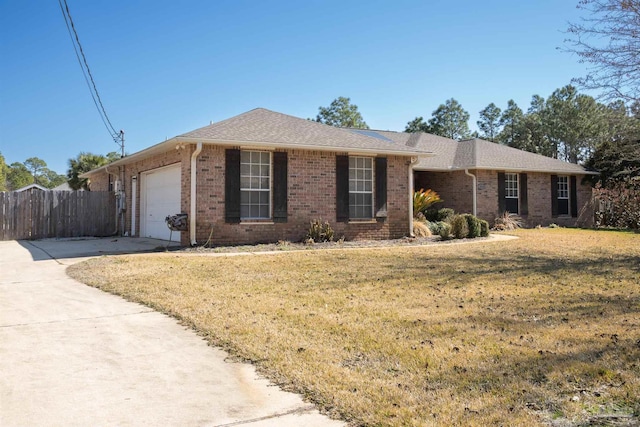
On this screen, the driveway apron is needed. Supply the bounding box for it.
[0,240,343,427]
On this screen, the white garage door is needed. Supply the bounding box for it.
[141,164,181,242]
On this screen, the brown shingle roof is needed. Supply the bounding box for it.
[179,108,429,155]
[415,137,595,174]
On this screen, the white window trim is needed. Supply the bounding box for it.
[349,156,374,219]
[505,173,519,199]
[557,176,569,200]
[240,150,272,221]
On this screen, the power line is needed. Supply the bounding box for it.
[57,0,124,154]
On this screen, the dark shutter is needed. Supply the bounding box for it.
[336,155,349,222]
[570,175,578,218]
[497,172,506,213]
[225,149,241,223]
[551,175,559,217]
[272,152,288,223]
[375,157,387,218]
[520,173,528,216]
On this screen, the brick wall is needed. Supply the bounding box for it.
[88,172,111,191]
[192,146,411,245]
[96,145,412,246]
[414,170,474,214]
[121,148,188,244]
[415,169,594,227]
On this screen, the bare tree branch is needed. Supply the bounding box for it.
[564,0,640,103]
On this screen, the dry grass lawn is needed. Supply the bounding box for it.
[67,229,640,426]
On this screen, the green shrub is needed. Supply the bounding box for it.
[463,214,482,238]
[427,220,446,235]
[438,222,452,239]
[425,207,455,222]
[306,219,334,243]
[450,215,469,239]
[479,219,490,237]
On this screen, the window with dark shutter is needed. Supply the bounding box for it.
[272,152,288,223]
[375,157,387,218]
[336,155,350,222]
[225,149,241,223]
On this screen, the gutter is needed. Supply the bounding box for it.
[190,142,203,246]
[408,156,419,237]
[464,169,477,216]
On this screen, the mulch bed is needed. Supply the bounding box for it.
[179,234,497,254]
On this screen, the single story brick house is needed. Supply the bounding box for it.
[403,132,597,227]
[82,108,597,244]
[82,108,430,245]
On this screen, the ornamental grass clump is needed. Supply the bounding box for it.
[493,211,524,231]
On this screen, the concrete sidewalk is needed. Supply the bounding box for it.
[0,239,344,426]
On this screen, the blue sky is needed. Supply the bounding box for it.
[0,1,592,174]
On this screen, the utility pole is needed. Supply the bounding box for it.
[118,130,125,158]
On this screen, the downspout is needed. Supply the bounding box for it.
[190,142,203,246]
[465,169,477,216]
[408,156,419,237]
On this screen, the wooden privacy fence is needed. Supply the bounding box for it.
[0,191,116,240]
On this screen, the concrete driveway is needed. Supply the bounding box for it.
[0,238,344,427]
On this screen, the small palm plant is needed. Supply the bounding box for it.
[413,189,442,218]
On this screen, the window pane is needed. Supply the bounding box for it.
[241,164,250,175]
[240,205,250,218]
[261,152,269,163]
[240,177,250,188]
[241,192,250,203]
[259,205,269,218]
[558,199,569,215]
[251,177,259,189]
[251,164,260,176]
[241,151,250,162]
[259,191,269,204]
[260,165,269,176]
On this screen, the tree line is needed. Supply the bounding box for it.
[313,90,640,188]
[0,152,120,191]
